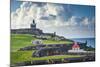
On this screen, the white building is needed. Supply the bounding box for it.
[32,40,43,45]
[68,42,87,53]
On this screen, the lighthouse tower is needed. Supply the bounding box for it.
[31,20,36,29]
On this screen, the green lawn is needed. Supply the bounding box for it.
[43,40,72,44]
[11,34,77,65]
[11,51,80,64]
[11,34,72,51]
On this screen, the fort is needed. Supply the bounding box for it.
[11,20,70,41]
[11,20,43,35]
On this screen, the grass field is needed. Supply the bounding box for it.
[11,34,72,51]
[11,34,36,51]
[11,51,80,64]
[11,34,79,65]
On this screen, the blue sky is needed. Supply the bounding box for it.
[11,0,95,38]
[11,0,95,17]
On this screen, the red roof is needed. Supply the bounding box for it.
[72,42,80,48]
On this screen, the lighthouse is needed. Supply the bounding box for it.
[31,20,36,29]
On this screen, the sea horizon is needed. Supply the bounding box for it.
[70,38,95,48]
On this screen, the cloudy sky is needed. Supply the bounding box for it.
[11,0,95,38]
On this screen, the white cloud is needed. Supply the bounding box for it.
[11,2,39,29]
[11,2,66,29]
[65,16,78,26]
[11,2,95,38]
[11,2,76,28]
[81,17,89,25]
[46,3,64,16]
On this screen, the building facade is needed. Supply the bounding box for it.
[68,42,86,53]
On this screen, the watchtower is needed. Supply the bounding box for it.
[31,20,36,29]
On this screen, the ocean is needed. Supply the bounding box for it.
[71,38,95,48]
